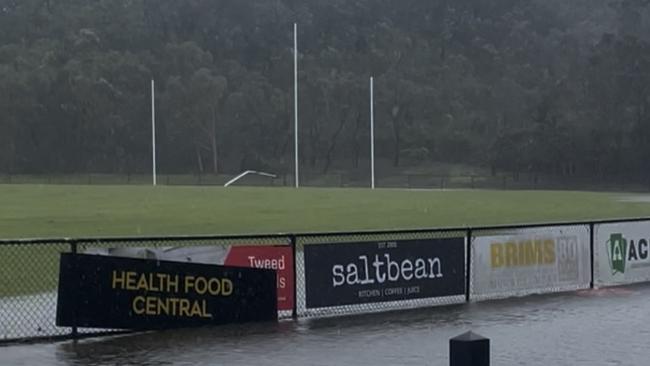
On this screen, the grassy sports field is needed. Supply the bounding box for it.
[2,184,650,238]
[2,183,650,297]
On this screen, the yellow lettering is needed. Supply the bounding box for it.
[112,270,126,289]
[490,238,557,268]
[505,242,517,267]
[145,296,157,315]
[137,273,149,291]
[179,299,191,316]
[222,279,233,296]
[133,297,216,318]
[157,297,169,315]
[491,243,504,268]
[190,300,202,317]
[523,241,535,265]
[168,275,179,293]
[201,300,212,318]
[184,276,195,293]
[517,241,528,266]
[208,278,221,295]
[195,277,208,295]
[534,240,544,265]
[126,271,137,290]
[149,274,160,292]
[133,296,145,315]
[544,240,556,264]
[168,298,180,316]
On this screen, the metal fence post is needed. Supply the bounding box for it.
[290,234,298,319]
[69,240,79,339]
[466,228,472,303]
[590,222,595,289]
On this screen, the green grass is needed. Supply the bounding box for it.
[2,184,650,297]
[1,184,650,238]
[0,243,66,298]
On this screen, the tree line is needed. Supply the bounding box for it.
[2,0,650,185]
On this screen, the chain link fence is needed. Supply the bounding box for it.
[0,235,290,342]
[0,240,71,341]
[1,218,648,344]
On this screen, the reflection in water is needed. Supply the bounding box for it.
[1,284,648,366]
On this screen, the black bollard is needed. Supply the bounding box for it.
[449,331,490,366]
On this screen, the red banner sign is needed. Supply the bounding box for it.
[224,246,294,311]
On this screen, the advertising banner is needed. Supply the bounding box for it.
[56,253,277,330]
[303,238,465,309]
[595,221,650,286]
[223,246,293,311]
[471,227,590,298]
[87,245,294,311]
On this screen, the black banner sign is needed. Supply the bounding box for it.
[56,254,277,329]
[304,238,465,308]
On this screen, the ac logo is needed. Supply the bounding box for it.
[606,232,650,276]
[607,233,627,275]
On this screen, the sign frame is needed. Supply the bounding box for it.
[302,238,466,309]
[56,253,278,330]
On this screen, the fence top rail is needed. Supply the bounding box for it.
[0,233,291,246]
[0,238,76,245]
[1,216,650,245]
[291,216,650,238]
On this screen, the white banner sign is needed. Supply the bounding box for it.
[471,227,590,298]
[595,221,650,286]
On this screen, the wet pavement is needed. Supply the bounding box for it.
[1,284,648,366]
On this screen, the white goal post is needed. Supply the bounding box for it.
[224,170,278,187]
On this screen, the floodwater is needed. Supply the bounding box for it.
[2,284,650,366]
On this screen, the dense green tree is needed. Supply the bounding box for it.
[2,0,650,187]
